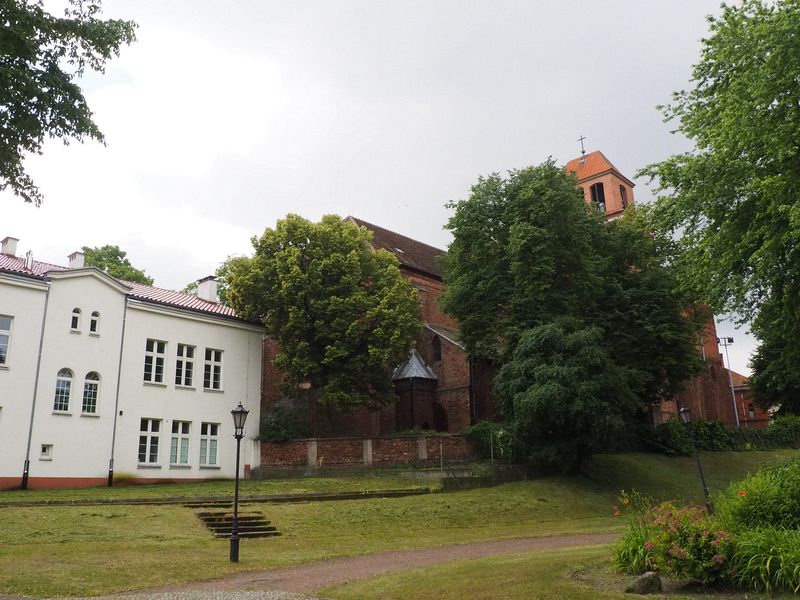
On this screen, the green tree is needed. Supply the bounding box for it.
[639,0,800,412]
[1,0,136,205]
[442,161,701,469]
[83,244,153,285]
[227,214,422,410]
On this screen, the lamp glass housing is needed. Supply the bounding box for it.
[231,403,249,433]
[679,407,691,424]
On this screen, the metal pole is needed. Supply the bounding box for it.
[230,434,242,562]
[720,338,740,427]
[686,423,714,515]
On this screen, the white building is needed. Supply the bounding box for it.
[0,237,264,490]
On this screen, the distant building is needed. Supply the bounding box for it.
[0,238,263,490]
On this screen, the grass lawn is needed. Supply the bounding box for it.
[322,546,798,600]
[0,450,797,597]
[0,472,434,504]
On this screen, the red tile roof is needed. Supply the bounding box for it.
[730,371,750,387]
[349,217,445,279]
[0,252,241,320]
[564,150,634,186]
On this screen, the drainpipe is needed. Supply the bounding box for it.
[107,297,129,487]
[22,284,51,489]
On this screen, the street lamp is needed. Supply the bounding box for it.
[679,406,714,515]
[717,336,740,427]
[230,402,249,563]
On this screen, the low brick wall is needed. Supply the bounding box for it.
[260,434,473,468]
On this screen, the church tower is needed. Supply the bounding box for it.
[564,150,635,218]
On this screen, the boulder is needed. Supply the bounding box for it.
[625,571,662,595]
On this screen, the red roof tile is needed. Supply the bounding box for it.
[730,370,750,387]
[0,252,241,320]
[564,150,633,186]
[349,217,445,279]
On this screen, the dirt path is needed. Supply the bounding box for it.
[140,532,617,595]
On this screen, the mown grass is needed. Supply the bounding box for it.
[0,450,797,597]
[0,472,434,504]
[322,545,798,600]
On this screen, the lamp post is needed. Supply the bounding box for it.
[717,336,740,427]
[679,406,714,515]
[230,402,249,563]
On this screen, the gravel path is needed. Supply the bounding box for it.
[123,532,616,598]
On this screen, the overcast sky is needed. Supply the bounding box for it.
[3,0,756,373]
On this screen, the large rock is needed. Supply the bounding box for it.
[625,571,662,595]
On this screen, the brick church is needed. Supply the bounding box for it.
[260,150,769,438]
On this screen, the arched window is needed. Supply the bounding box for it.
[70,308,81,331]
[432,336,442,361]
[89,311,100,334]
[590,183,606,212]
[53,368,73,412]
[619,185,628,209]
[82,372,100,414]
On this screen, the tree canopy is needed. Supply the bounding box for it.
[83,245,153,285]
[227,214,422,410]
[443,161,701,470]
[638,0,800,411]
[1,0,136,205]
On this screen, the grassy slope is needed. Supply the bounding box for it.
[0,450,796,597]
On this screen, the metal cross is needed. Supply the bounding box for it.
[578,135,586,155]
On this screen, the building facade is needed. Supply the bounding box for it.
[0,238,264,489]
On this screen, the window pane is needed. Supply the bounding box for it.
[149,437,158,462]
[209,440,217,465]
[138,436,148,462]
[170,437,178,463]
[0,316,11,330]
[180,439,189,463]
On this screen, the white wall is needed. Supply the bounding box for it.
[0,274,48,483]
[114,301,262,480]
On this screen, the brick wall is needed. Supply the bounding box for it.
[260,434,473,467]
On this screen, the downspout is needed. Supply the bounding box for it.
[107,297,129,486]
[22,284,51,489]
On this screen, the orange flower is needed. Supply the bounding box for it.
[613,510,621,517]
[738,490,747,497]
[622,498,630,505]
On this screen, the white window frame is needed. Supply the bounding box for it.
[82,372,100,414]
[40,444,53,461]
[175,344,195,387]
[143,339,166,383]
[200,422,219,466]
[138,418,161,464]
[89,311,100,335]
[170,420,191,465]
[70,308,81,331]
[203,348,223,391]
[53,368,73,412]
[0,315,12,366]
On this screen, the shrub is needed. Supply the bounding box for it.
[649,418,692,456]
[463,421,518,462]
[259,400,309,442]
[613,490,655,574]
[765,415,800,449]
[615,497,734,586]
[716,458,800,531]
[728,527,800,594]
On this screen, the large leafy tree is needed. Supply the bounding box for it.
[227,214,422,410]
[1,0,136,205]
[442,161,701,470]
[749,299,800,414]
[639,0,800,411]
[83,244,153,285]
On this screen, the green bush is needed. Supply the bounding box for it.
[649,418,692,455]
[614,498,734,585]
[612,491,656,574]
[765,415,800,449]
[728,527,800,593]
[259,401,309,442]
[716,458,800,531]
[463,421,519,462]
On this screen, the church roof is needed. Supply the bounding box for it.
[730,370,750,388]
[0,252,241,320]
[392,348,438,381]
[349,217,445,279]
[564,150,634,187]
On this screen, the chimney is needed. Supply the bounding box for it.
[1,237,19,256]
[196,276,218,303]
[68,251,85,269]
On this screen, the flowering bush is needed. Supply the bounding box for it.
[614,496,734,585]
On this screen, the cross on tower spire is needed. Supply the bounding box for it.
[578,134,587,156]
